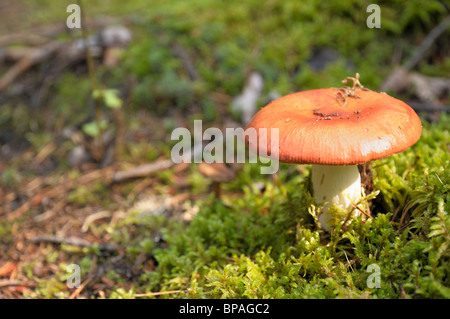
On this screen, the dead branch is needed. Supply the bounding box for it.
[0,46,38,62]
[81,210,112,233]
[69,276,94,299]
[134,289,188,297]
[409,103,450,113]
[29,235,118,253]
[0,280,36,289]
[380,67,450,120]
[405,15,450,71]
[0,41,62,92]
[6,166,114,220]
[0,33,51,47]
[112,159,174,183]
[171,42,198,81]
[380,15,450,122]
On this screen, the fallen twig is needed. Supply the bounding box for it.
[0,41,62,92]
[112,142,204,183]
[29,235,118,253]
[69,276,94,299]
[404,15,450,71]
[0,33,51,47]
[81,210,113,233]
[6,202,31,221]
[6,166,114,221]
[409,103,450,113]
[32,141,58,167]
[380,15,450,122]
[112,159,174,183]
[134,289,188,297]
[0,280,36,289]
[344,193,373,219]
[171,42,198,81]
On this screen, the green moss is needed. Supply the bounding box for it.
[67,180,109,206]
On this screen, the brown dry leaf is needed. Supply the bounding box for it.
[10,285,33,295]
[100,276,115,288]
[0,261,17,278]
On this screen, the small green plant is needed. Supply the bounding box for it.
[82,89,123,138]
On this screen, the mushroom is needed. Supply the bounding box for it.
[245,75,422,231]
[198,162,236,198]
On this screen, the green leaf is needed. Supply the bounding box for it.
[92,89,123,109]
[431,277,450,298]
[92,89,103,100]
[82,120,108,137]
[103,89,123,109]
[428,229,444,238]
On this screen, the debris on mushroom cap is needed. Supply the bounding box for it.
[245,88,422,165]
[198,162,236,182]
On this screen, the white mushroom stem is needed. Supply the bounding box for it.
[311,165,362,231]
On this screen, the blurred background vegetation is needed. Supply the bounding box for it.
[0,0,448,299]
[1,0,449,146]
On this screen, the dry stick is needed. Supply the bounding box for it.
[77,0,104,159]
[404,15,450,71]
[0,280,36,289]
[32,44,87,109]
[6,166,114,221]
[391,205,403,223]
[112,159,175,183]
[29,235,118,253]
[398,201,415,231]
[81,210,112,233]
[341,195,372,229]
[409,102,450,113]
[171,42,198,81]
[112,143,204,183]
[112,107,126,159]
[127,178,155,201]
[134,290,188,297]
[33,141,57,167]
[0,46,39,61]
[213,182,221,199]
[6,202,31,221]
[344,193,373,218]
[77,166,115,185]
[399,284,407,299]
[0,33,51,46]
[0,41,62,92]
[69,276,94,299]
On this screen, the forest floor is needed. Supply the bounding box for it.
[0,0,449,299]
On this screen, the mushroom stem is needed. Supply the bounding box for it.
[311,164,362,231]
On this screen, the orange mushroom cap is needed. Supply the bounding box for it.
[245,88,422,165]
